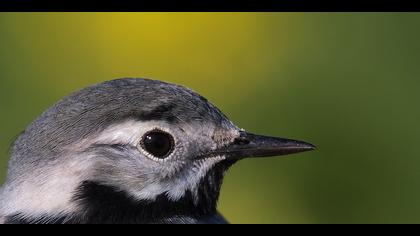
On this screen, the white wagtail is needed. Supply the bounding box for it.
[0,78,315,224]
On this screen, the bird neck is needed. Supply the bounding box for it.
[4,161,234,224]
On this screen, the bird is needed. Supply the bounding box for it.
[0,78,315,224]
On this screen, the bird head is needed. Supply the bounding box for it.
[0,78,314,224]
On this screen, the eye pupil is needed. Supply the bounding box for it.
[141,130,174,158]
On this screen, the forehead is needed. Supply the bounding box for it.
[70,78,229,126]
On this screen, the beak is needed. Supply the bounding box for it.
[210,131,316,160]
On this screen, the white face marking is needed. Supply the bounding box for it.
[130,155,226,202]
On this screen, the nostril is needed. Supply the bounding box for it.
[233,137,250,145]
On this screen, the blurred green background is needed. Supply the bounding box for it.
[1,13,420,223]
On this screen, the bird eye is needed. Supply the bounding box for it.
[140,129,175,159]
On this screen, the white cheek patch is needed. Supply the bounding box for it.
[168,155,226,202]
[128,156,225,203]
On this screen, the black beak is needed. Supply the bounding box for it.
[210,131,316,160]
